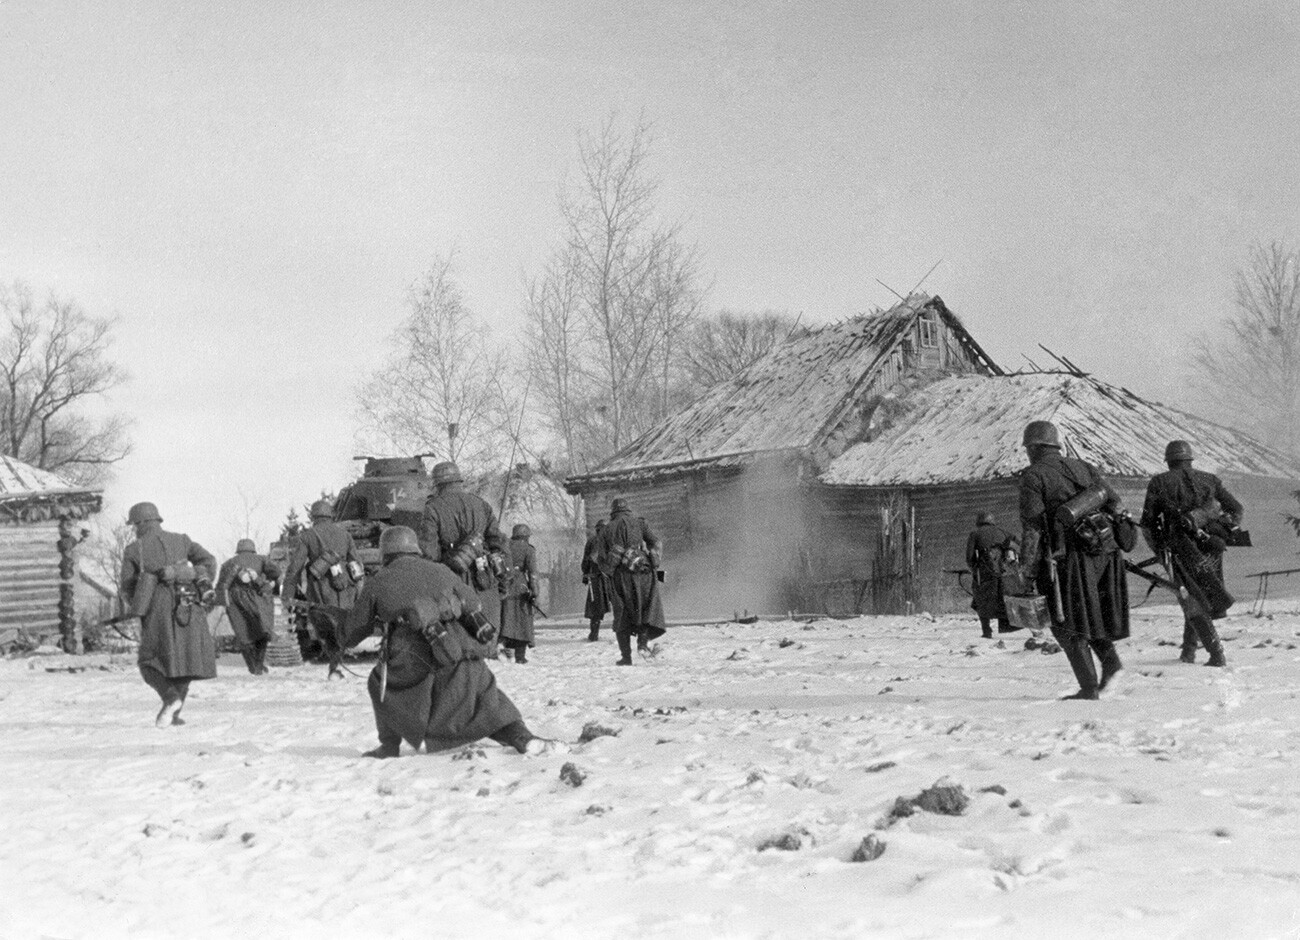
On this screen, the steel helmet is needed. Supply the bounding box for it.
[610,497,630,514]
[431,461,463,486]
[309,499,334,520]
[379,525,421,558]
[126,502,162,525]
[236,538,257,554]
[594,519,606,529]
[511,523,531,539]
[1022,420,1061,449]
[976,512,995,526]
[1164,440,1194,463]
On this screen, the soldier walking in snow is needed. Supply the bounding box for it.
[1140,439,1243,667]
[1018,421,1130,700]
[419,460,506,631]
[120,502,219,728]
[965,512,1018,638]
[281,499,363,679]
[581,519,611,641]
[342,526,552,758]
[499,523,539,664]
[598,498,667,666]
[216,538,281,675]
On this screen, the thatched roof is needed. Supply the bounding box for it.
[568,295,999,488]
[0,455,102,522]
[821,373,1300,487]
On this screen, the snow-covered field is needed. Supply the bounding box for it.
[4,605,1300,940]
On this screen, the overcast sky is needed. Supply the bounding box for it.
[2,0,1297,554]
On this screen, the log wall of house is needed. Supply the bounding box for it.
[0,521,62,644]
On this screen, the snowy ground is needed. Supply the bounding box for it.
[4,604,1300,940]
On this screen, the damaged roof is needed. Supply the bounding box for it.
[569,295,998,488]
[0,455,96,500]
[821,373,1300,486]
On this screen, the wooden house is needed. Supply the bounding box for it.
[0,456,103,650]
[564,295,1001,614]
[819,372,1300,612]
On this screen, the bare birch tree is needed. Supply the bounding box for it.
[1193,241,1300,456]
[0,282,131,484]
[355,254,512,470]
[525,113,705,469]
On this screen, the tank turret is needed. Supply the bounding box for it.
[333,454,436,573]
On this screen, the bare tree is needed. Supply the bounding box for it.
[525,113,705,468]
[1193,241,1300,456]
[685,309,802,390]
[0,282,131,484]
[356,254,513,470]
[84,517,132,593]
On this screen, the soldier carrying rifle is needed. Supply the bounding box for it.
[1140,439,1245,667]
[1017,421,1132,700]
[281,499,364,678]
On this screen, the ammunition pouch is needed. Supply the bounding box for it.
[444,535,484,579]
[617,546,651,573]
[236,566,263,586]
[308,550,351,591]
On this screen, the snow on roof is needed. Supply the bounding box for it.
[0,455,95,500]
[570,295,995,486]
[821,373,1300,486]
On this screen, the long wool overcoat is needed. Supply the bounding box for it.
[216,550,282,649]
[419,485,505,625]
[121,523,218,680]
[597,510,667,640]
[581,531,610,621]
[342,554,521,752]
[965,522,1017,624]
[1020,451,1130,643]
[499,536,537,647]
[1140,466,1242,621]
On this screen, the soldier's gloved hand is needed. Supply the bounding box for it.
[581,576,589,585]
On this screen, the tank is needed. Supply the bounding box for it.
[332,455,436,574]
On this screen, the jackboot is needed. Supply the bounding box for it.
[587,620,600,642]
[1205,642,1227,668]
[363,739,401,759]
[514,647,527,664]
[1051,625,1100,700]
[615,630,633,666]
[1179,647,1197,664]
[1189,615,1226,667]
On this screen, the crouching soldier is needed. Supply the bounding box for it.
[965,512,1019,638]
[217,539,281,675]
[341,526,553,758]
[120,502,219,728]
[598,498,667,666]
[1141,440,1243,667]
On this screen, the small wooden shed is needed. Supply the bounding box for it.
[0,456,103,650]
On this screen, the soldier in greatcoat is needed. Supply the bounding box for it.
[597,497,667,666]
[1140,439,1243,667]
[342,526,551,758]
[499,523,538,664]
[120,502,218,728]
[419,461,506,630]
[281,499,363,678]
[581,519,611,641]
[1018,421,1130,700]
[965,512,1019,638]
[216,538,281,675]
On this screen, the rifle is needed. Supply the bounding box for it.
[1124,559,1180,595]
[283,599,349,621]
[523,593,549,619]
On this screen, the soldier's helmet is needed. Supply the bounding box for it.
[511,523,531,539]
[431,461,463,486]
[309,499,334,520]
[1164,440,1194,463]
[126,502,162,525]
[610,497,630,514]
[236,538,256,554]
[379,525,421,558]
[1022,420,1061,449]
[595,519,607,530]
[976,512,995,526]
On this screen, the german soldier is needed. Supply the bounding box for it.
[597,497,667,666]
[281,499,363,678]
[499,523,538,664]
[1140,440,1242,667]
[419,460,506,631]
[965,512,1018,638]
[341,526,551,758]
[1018,421,1130,700]
[216,538,281,675]
[581,519,611,641]
[120,502,218,728]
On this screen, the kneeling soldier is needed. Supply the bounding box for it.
[342,526,552,758]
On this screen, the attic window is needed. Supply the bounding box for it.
[918,312,939,349]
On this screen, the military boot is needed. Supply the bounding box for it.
[1205,643,1227,668]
